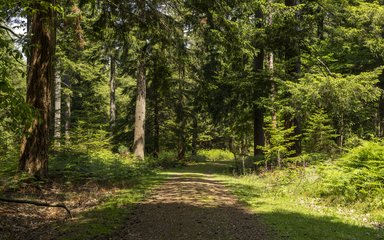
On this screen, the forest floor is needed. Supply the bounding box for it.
[98,162,272,240]
[1,160,383,240]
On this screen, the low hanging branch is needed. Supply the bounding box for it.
[0,197,72,218]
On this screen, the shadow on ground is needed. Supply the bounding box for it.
[2,160,383,240]
[58,199,383,240]
[0,149,160,240]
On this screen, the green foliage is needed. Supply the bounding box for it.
[199,149,234,162]
[146,151,184,169]
[303,110,338,154]
[0,29,30,165]
[189,149,235,162]
[294,142,384,210]
[288,70,381,142]
[252,140,384,210]
[262,121,298,168]
[50,147,153,184]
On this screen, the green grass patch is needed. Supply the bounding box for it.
[187,149,235,162]
[165,159,384,240]
[215,170,384,240]
[57,174,166,240]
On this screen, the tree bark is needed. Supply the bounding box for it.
[54,69,61,147]
[252,51,265,159]
[191,114,198,156]
[151,59,160,158]
[252,7,265,160]
[133,58,146,159]
[177,65,186,161]
[64,77,71,144]
[268,51,277,129]
[109,54,116,135]
[19,0,55,179]
[153,97,160,158]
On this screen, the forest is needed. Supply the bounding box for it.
[1,0,384,239]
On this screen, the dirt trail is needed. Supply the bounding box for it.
[107,170,271,240]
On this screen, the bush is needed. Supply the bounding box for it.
[50,148,154,184]
[192,149,234,162]
[313,141,384,208]
[145,151,184,168]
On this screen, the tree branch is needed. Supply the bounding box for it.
[0,197,72,218]
[0,25,22,39]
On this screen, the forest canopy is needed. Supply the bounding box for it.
[1,0,384,238]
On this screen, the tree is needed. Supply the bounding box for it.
[19,0,56,178]
[303,109,337,154]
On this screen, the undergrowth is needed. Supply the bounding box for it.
[215,141,384,240]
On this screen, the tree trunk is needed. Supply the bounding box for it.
[252,7,265,161]
[285,0,302,156]
[64,76,71,143]
[54,69,61,147]
[253,106,264,159]
[252,52,265,159]
[109,54,116,135]
[191,114,198,156]
[153,97,160,158]
[152,59,160,158]
[268,52,277,129]
[19,0,55,179]
[177,65,186,161]
[378,94,384,137]
[133,58,146,159]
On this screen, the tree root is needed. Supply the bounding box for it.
[0,197,72,218]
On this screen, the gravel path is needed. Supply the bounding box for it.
[108,172,271,240]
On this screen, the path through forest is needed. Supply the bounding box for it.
[103,163,272,240]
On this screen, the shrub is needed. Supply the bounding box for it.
[313,141,384,208]
[196,149,234,162]
[146,151,184,168]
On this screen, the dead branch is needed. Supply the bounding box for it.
[0,197,72,218]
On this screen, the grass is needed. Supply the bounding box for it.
[48,149,168,239]
[212,167,384,240]
[0,147,167,240]
[57,174,167,240]
[165,159,384,240]
[1,147,383,240]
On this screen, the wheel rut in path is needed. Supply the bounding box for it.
[109,171,271,240]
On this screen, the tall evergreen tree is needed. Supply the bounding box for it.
[19,0,56,178]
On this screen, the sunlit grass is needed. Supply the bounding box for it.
[163,160,384,240]
[214,168,384,240]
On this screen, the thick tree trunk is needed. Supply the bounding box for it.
[19,0,55,178]
[133,59,146,159]
[54,69,61,147]
[109,54,116,135]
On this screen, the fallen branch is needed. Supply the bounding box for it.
[0,197,72,218]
